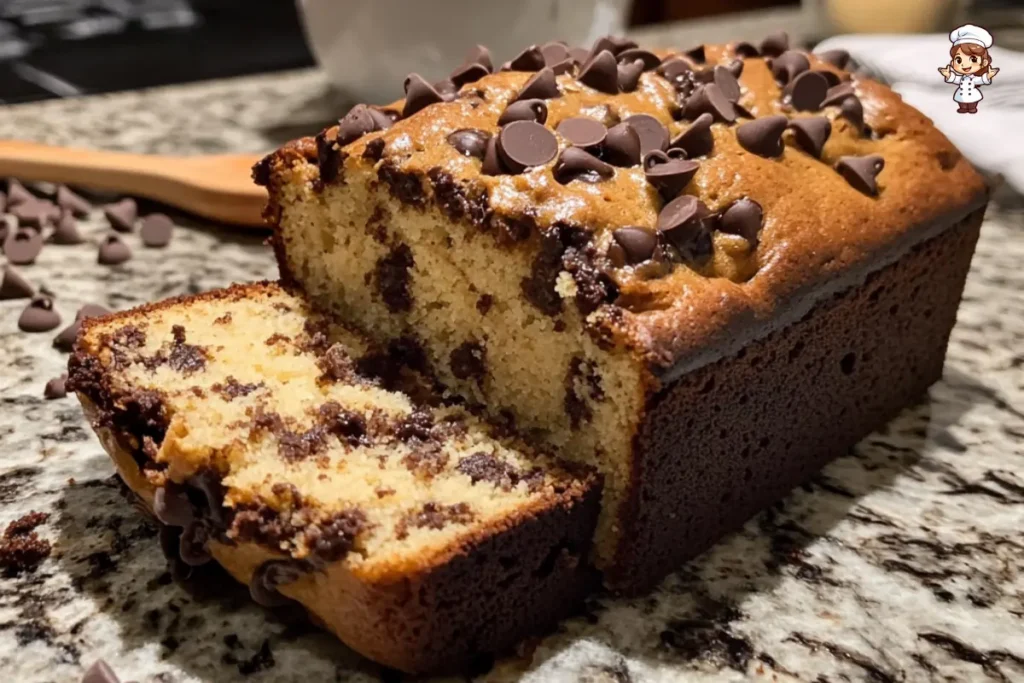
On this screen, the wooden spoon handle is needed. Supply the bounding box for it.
[0,139,171,192]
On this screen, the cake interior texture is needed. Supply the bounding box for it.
[68,282,601,672]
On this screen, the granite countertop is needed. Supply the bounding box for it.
[0,69,1022,683]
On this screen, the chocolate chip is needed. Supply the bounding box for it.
[82,660,121,683]
[603,122,641,167]
[549,59,576,76]
[771,50,810,84]
[840,96,865,131]
[682,84,737,123]
[98,234,131,265]
[719,198,763,247]
[0,266,33,300]
[4,228,43,264]
[760,31,790,57]
[18,296,60,333]
[556,117,607,148]
[433,79,458,101]
[568,46,591,65]
[540,41,570,66]
[103,199,137,233]
[0,215,11,243]
[657,194,712,256]
[497,121,558,173]
[250,559,307,607]
[316,130,342,183]
[402,73,445,117]
[617,48,660,71]
[53,321,80,352]
[43,374,67,400]
[611,227,658,265]
[554,147,614,184]
[684,44,706,64]
[623,114,669,156]
[727,58,745,78]
[506,45,545,72]
[657,56,693,90]
[818,49,850,69]
[77,303,110,320]
[789,71,828,111]
[736,115,787,158]
[481,136,504,176]
[11,200,53,228]
[450,61,490,88]
[835,155,884,196]
[693,66,715,84]
[617,59,644,92]
[179,520,212,566]
[591,35,637,57]
[578,50,619,94]
[734,41,759,58]
[6,179,34,206]
[787,116,831,157]
[670,112,715,157]
[816,69,841,87]
[141,213,174,248]
[498,99,548,126]
[337,104,382,146]
[514,67,560,102]
[465,44,494,72]
[643,149,700,199]
[154,484,194,527]
[713,65,741,102]
[447,129,491,159]
[50,210,84,245]
[822,82,855,106]
[55,185,91,217]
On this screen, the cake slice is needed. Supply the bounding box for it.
[68,281,600,674]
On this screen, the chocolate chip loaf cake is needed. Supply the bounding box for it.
[67,282,601,673]
[260,33,987,592]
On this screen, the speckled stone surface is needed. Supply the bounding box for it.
[0,70,1022,683]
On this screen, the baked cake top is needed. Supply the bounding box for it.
[258,33,987,376]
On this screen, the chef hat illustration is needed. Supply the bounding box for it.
[949,24,993,49]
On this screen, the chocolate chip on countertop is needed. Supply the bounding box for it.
[818,49,851,69]
[44,374,67,400]
[50,210,85,245]
[736,115,788,158]
[682,84,738,123]
[623,114,669,156]
[670,112,715,157]
[771,50,810,85]
[684,44,706,64]
[77,303,111,320]
[53,321,80,352]
[18,296,61,333]
[6,179,34,206]
[55,185,91,217]
[719,198,763,247]
[759,31,790,57]
[81,659,122,683]
[713,65,742,102]
[447,129,491,159]
[617,59,645,92]
[578,50,619,94]
[514,67,560,102]
[643,149,700,199]
[178,520,212,566]
[0,266,33,300]
[611,227,658,266]
[103,198,137,233]
[464,44,494,72]
[657,194,712,257]
[617,48,660,71]
[11,200,55,229]
[789,71,829,111]
[450,61,490,88]
[554,147,614,184]
[555,117,607,148]
[98,234,131,265]
[603,122,641,167]
[402,73,445,117]
[249,559,308,607]
[788,117,831,158]
[734,41,759,58]
[154,484,194,527]
[497,120,558,173]
[4,228,44,264]
[141,213,174,248]
[498,99,548,126]
[835,155,884,196]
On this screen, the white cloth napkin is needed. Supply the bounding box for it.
[814,34,1024,193]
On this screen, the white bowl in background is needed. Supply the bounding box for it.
[297,0,631,105]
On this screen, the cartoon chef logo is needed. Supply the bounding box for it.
[939,24,999,114]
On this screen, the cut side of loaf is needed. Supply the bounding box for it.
[68,281,600,673]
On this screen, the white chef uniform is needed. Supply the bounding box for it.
[945,24,993,103]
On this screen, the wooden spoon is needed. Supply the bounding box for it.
[0,140,266,227]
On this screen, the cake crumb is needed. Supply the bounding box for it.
[0,511,52,575]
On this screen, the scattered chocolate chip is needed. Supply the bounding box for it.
[789,71,828,111]
[713,65,741,102]
[498,98,548,126]
[18,296,60,333]
[644,149,700,199]
[77,303,110,320]
[6,179,34,207]
[736,115,787,158]
[0,215,11,242]
[787,116,831,157]
[447,129,491,159]
[250,559,307,607]
[602,122,641,167]
[554,147,614,184]
[98,234,131,265]
[403,73,445,117]
[623,114,669,156]
[555,117,607,148]
[141,213,174,248]
[514,67,560,102]
[760,31,790,57]
[612,227,657,265]
[154,484,194,527]
[4,228,43,264]
[719,198,763,246]
[657,56,693,90]
[465,44,494,72]
[82,660,122,683]
[0,266,33,300]
[481,137,504,176]
[822,82,855,107]
[497,121,558,173]
[816,69,841,87]
[670,112,715,157]
[840,96,865,131]
[771,50,810,85]
[53,321,79,352]
[11,200,53,228]
[682,84,737,123]
[617,59,644,92]
[103,199,137,233]
[43,374,67,400]
[450,61,490,88]
[540,41,570,66]
[55,185,91,217]
[50,210,85,245]
[617,48,660,71]
[818,49,851,69]
[657,194,712,257]
[734,41,759,58]
[684,44,706,64]
[578,50,619,94]
[835,155,884,195]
